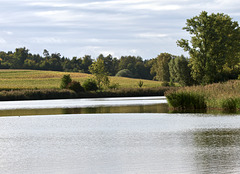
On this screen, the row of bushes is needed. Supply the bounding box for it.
[0,87,171,101]
[60,74,99,92]
[77,87,171,98]
[0,89,77,101]
[165,80,240,112]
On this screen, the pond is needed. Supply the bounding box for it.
[0,96,240,174]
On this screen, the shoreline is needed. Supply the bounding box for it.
[0,87,170,101]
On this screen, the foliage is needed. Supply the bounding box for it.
[177,11,240,84]
[97,54,119,76]
[165,80,240,111]
[0,48,155,80]
[220,98,238,112]
[115,69,134,78]
[161,81,169,87]
[0,89,77,101]
[169,55,193,86]
[151,53,174,82]
[66,81,84,93]
[118,56,151,79]
[12,47,29,68]
[166,91,206,110]
[108,83,120,90]
[89,58,110,88]
[60,74,72,89]
[138,80,143,88]
[82,79,98,91]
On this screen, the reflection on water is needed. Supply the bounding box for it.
[0,103,169,117]
[63,103,169,114]
[0,114,240,174]
[194,129,240,174]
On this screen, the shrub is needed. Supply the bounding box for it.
[115,69,134,78]
[221,98,237,112]
[60,74,72,89]
[0,89,77,101]
[166,91,206,110]
[161,81,169,87]
[138,80,143,88]
[82,79,98,91]
[108,83,120,90]
[67,81,84,93]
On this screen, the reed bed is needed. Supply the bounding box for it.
[165,80,240,112]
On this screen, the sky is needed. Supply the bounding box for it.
[1,0,240,59]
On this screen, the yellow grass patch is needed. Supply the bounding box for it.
[0,69,163,89]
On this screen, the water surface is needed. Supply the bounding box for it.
[0,97,239,174]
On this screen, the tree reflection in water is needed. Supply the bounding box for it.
[194,129,240,174]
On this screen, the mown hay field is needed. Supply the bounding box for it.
[0,69,163,89]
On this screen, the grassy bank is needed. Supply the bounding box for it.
[0,87,171,101]
[0,69,164,90]
[165,80,240,112]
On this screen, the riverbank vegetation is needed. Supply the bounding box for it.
[0,87,171,101]
[166,80,240,112]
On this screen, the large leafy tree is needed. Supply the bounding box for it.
[177,11,240,84]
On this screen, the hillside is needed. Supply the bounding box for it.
[0,69,163,90]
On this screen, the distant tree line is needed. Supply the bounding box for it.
[0,48,156,80]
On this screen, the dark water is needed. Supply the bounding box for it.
[0,97,239,174]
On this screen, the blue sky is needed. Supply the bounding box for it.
[1,0,240,59]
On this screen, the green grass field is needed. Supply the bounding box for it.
[0,69,163,89]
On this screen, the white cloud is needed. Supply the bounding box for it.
[35,10,84,22]
[137,33,168,38]
[31,37,64,44]
[4,31,13,35]
[28,0,183,12]
[0,38,6,44]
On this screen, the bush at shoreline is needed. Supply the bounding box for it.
[165,80,240,112]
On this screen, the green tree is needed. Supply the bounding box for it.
[115,69,134,78]
[118,56,143,77]
[12,47,29,68]
[82,79,98,91]
[82,55,93,73]
[177,11,240,84]
[89,58,110,89]
[151,53,174,82]
[60,74,72,89]
[169,55,193,86]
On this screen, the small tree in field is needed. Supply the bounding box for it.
[89,58,110,89]
[82,78,98,91]
[60,74,72,89]
[138,80,143,88]
[67,81,84,93]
